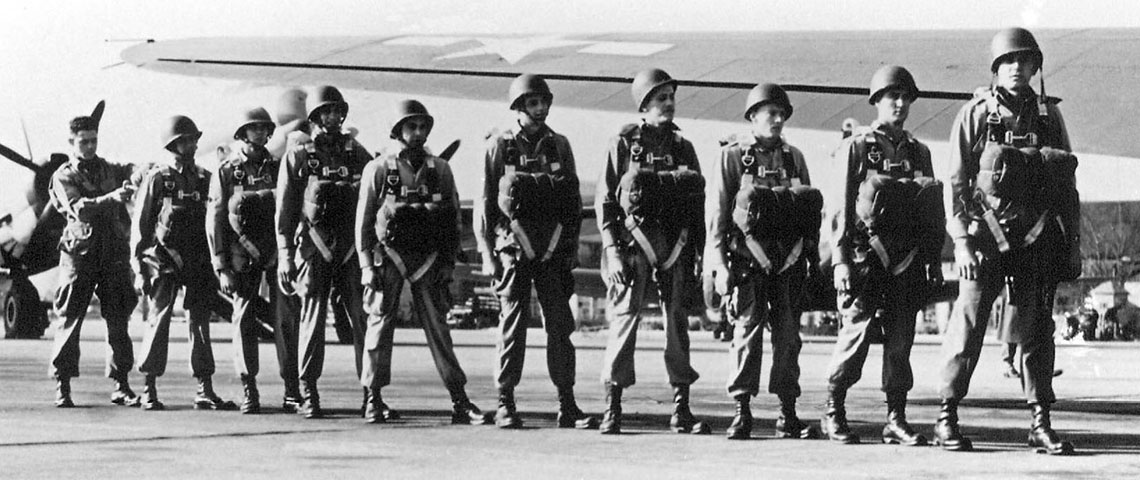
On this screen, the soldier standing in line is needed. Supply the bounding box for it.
[131,115,236,411]
[276,85,371,418]
[355,99,488,425]
[706,83,822,440]
[821,66,943,446]
[475,74,597,430]
[595,68,710,435]
[48,115,139,408]
[935,28,1078,455]
[207,107,297,413]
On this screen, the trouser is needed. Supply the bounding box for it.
[137,259,218,378]
[360,254,467,392]
[228,265,296,379]
[826,266,924,395]
[724,263,805,398]
[49,254,138,380]
[294,251,364,384]
[939,259,1057,404]
[494,249,577,391]
[600,246,699,388]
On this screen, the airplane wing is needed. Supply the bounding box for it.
[123,29,1140,160]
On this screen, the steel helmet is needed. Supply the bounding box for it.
[389,99,434,139]
[161,115,203,150]
[631,68,677,111]
[307,85,349,121]
[743,83,793,120]
[990,27,1042,73]
[868,65,919,105]
[508,74,553,111]
[233,106,276,140]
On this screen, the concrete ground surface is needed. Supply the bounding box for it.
[1,319,1138,479]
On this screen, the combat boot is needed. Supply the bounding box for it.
[1003,362,1021,379]
[932,399,971,451]
[881,393,927,446]
[194,376,238,411]
[726,394,752,440]
[669,384,711,435]
[494,388,524,429]
[110,377,141,407]
[1028,403,1074,455]
[450,390,489,425]
[364,387,399,424]
[298,381,323,419]
[282,379,302,413]
[599,383,622,435]
[240,375,261,414]
[775,395,820,439]
[141,375,165,411]
[55,377,75,408]
[821,390,859,444]
[556,388,598,429]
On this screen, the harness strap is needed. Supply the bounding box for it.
[308,228,335,262]
[541,223,564,262]
[982,210,1011,253]
[384,246,437,283]
[625,216,660,266]
[777,238,804,275]
[660,228,689,271]
[743,235,774,272]
[509,219,538,260]
[1023,211,1050,247]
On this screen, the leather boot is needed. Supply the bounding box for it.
[557,388,598,429]
[55,377,75,408]
[494,388,523,429]
[240,375,261,414]
[282,379,302,413]
[600,383,622,435]
[364,387,399,424]
[881,393,927,446]
[932,399,971,451]
[450,390,489,425]
[1028,403,1074,455]
[194,376,238,411]
[821,390,859,444]
[726,394,753,440]
[298,381,323,419]
[141,375,165,411]
[776,395,820,439]
[669,384,711,435]
[110,377,141,407]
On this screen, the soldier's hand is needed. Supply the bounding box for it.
[277,255,297,295]
[833,263,852,292]
[116,181,137,202]
[953,241,979,281]
[361,267,381,290]
[480,253,502,278]
[604,247,627,285]
[712,265,731,296]
[217,269,237,296]
[133,271,150,295]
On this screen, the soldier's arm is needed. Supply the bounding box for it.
[947,102,982,241]
[793,147,812,186]
[442,161,462,266]
[49,169,89,221]
[557,135,583,240]
[704,146,735,271]
[475,138,503,260]
[129,170,159,271]
[595,137,624,249]
[680,139,705,254]
[276,149,303,257]
[355,159,383,270]
[205,167,229,272]
[1048,103,1072,152]
[832,138,860,266]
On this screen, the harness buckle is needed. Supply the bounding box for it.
[756,166,784,178]
[401,185,430,197]
[647,153,673,166]
[741,154,755,167]
[519,155,541,166]
[1004,131,1038,147]
[177,190,201,201]
[322,166,350,178]
[883,158,911,172]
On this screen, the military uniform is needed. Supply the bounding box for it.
[478,125,580,389]
[48,155,138,391]
[131,161,221,386]
[207,143,298,410]
[276,128,370,407]
[707,134,814,403]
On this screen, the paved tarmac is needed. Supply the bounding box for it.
[2,318,1138,479]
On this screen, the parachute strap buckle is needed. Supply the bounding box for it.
[519,155,542,167]
[232,169,245,181]
[1004,131,1038,147]
[883,158,911,172]
[757,166,785,178]
[247,174,270,185]
[629,142,644,160]
[741,154,755,167]
[867,144,883,163]
[322,166,350,178]
[177,190,201,201]
[647,153,673,166]
[987,110,1003,125]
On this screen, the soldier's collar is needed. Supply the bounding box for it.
[870,121,910,143]
[640,120,680,133]
[747,135,784,152]
[514,121,553,142]
[397,146,429,162]
[70,154,104,169]
[993,86,1038,109]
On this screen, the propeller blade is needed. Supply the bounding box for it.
[20,118,34,162]
[91,100,106,125]
[438,139,461,161]
[0,141,37,172]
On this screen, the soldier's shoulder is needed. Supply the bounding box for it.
[618,122,640,138]
[719,132,752,151]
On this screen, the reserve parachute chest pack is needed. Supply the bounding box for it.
[56,157,128,257]
[155,167,210,265]
[495,129,579,262]
[374,154,456,282]
[225,158,278,267]
[300,134,361,264]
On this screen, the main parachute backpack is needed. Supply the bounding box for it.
[228,189,277,268]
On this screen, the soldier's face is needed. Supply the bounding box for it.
[641,85,676,125]
[400,117,431,148]
[996,52,1038,91]
[69,130,98,159]
[749,103,786,140]
[518,94,550,126]
[874,89,912,126]
[243,124,271,147]
[317,106,346,131]
[171,136,198,160]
